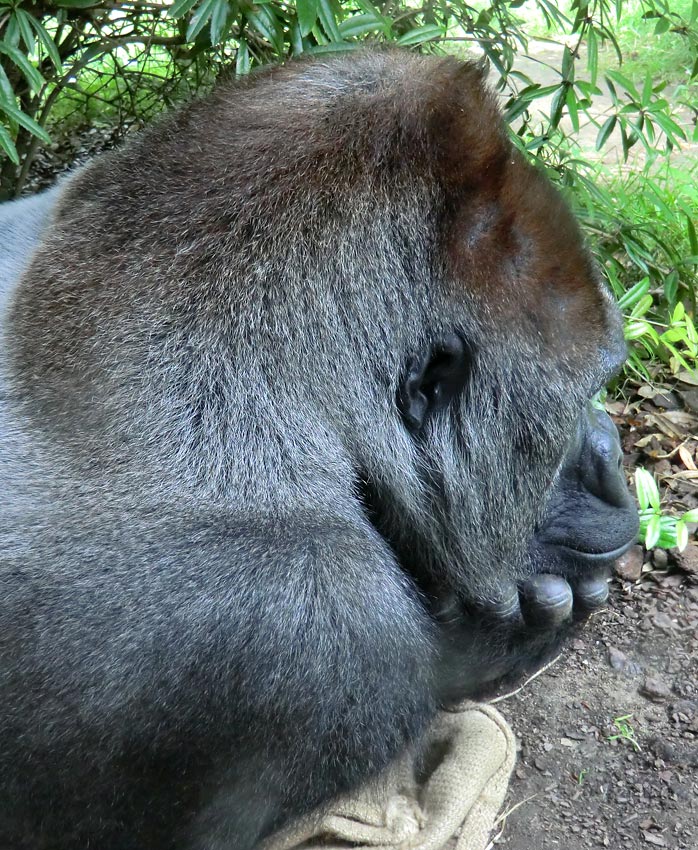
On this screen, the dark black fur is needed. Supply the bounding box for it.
[0,50,637,849]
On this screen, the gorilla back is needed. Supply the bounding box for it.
[0,50,638,849]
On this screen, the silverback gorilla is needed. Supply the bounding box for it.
[0,49,638,849]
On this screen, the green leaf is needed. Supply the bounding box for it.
[235,36,250,76]
[587,27,598,87]
[186,0,218,42]
[676,520,689,551]
[549,83,568,129]
[246,5,286,54]
[686,215,698,257]
[296,0,318,37]
[561,45,574,82]
[338,13,386,38]
[606,70,640,102]
[0,64,14,103]
[169,0,200,17]
[14,9,35,55]
[0,122,19,165]
[681,508,698,523]
[208,0,229,45]
[396,24,445,46]
[54,0,101,7]
[644,514,661,549]
[654,16,671,34]
[629,293,653,318]
[672,302,686,324]
[596,115,616,150]
[618,276,651,310]
[566,87,579,133]
[0,97,50,143]
[634,468,660,511]
[0,42,44,92]
[317,0,342,42]
[27,15,62,70]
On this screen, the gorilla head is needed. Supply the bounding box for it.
[0,49,637,849]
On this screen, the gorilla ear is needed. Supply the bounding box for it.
[398,333,470,433]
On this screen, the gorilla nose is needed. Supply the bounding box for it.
[580,405,632,509]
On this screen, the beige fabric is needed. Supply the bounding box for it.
[261,703,516,850]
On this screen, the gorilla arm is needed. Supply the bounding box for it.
[0,495,436,848]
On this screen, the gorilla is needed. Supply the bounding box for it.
[0,49,638,849]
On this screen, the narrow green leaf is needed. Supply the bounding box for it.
[686,215,698,257]
[566,87,579,133]
[27,15,62,70]
[396,23,445,46]
[606,70,640,102]
[0,64,14,103]
[14,9,36,55]
[296,0,318,37]
[681,508,698,523]
[338,13,385,38]
[676,520,689,551]
[549,83,568,129]
[0,97,50,143]
[0,122,19,164]
[641,73,653,108]
[208,0,229,45]
[618,276,650,310]
[186,0,217,42]
[246,6,285,54]
[644,514,661,549]
[587,27,598,87]
[561,45,574,82]
[629,293,653,318]
[0,43,44,92]
[634,468,660,511]
[169,0,200,17]
[235,36,250,76]
[4,15,19,49]
[317,0,342,42]
[596,115,616,150]
[54,0,101,8]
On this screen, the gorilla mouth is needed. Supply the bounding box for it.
[558,538,636,563]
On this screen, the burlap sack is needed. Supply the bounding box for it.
[260,702,515,850]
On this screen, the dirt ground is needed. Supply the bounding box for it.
[492,402,698,850]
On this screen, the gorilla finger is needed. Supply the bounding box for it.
[476,581,521,622]
[519,574,573,629]
[572,576,610,614]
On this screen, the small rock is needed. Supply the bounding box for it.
[640,677,673,702]
[652,459,672,476]
[680,388,698,413]
[608,646,643,676]
[652,611,675,632]
[641,832,666,847]
[674,544,698,575]
[614,545,644,582]
[652,548,669,569]
[653,390,682,411]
